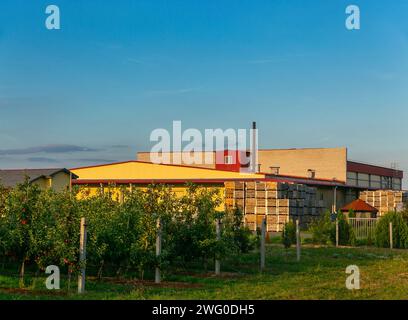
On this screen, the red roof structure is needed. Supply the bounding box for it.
[341,199,378,213]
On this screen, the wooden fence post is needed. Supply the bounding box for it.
[215,219,221,275]
[260,217,266,271]
[155,217,162,284]
[336,218,339,247]
[296,219,301,262]
[389,222,393,249]
[78,217,87,294]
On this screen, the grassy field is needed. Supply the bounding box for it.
[1,243,408,300]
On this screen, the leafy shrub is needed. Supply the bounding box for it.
[282,221,296,248]
[228,207,256,253]
[329,212,355,246]
[166,184,223,266]
[375,212,408,249]
[400,205,408,224]
[309,211,332,245]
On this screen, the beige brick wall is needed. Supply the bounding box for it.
[258,147,348,182]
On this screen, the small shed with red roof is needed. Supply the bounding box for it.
[341,199,378,218]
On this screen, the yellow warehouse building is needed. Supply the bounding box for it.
[70,161,266,209]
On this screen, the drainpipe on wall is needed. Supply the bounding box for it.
[333,185,338,214]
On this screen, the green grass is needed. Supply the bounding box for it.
[1,244,408,300]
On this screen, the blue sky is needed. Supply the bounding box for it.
[0,0,407,184]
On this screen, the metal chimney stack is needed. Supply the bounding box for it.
[251,121,258,173]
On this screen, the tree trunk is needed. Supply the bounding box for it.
[98,261,104,280]
[19,257,26,288]
[67,268,72,293]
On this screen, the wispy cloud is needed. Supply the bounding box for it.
[246,53,313,65]
[247,59,281,64]
[0,144,99,155]
[27,157,60,163]
[73,158,116,164]
[110,145,130,149]
[146,87,202,97]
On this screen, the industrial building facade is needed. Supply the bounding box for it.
[138,147,403,191]
[67,147,406,231]
[136,147,404,212]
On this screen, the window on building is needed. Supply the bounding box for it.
[357,173,370,188]
[381,176,392,189]
[370,175,381,188]
[347,172,357,186]
[270,166,280,175]
[392,178,402,190]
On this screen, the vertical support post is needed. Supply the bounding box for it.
[389,222,393,249]
[254,181,258,233]
[260,217,266,271]
[215,219,221,275]
[296,219,301,262]
[78,217,87,294]
[336,218,339,247]
[155,217,162,284]
[69,172,72,194]
[265,189,269,234]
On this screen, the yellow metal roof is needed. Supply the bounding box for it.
[71,160,265,181]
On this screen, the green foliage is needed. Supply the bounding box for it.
[375,212,408,249]
[308,211,355,246]
[400,205,408,224]
[3,245,408,300]
[165,185,222,265]
[0,181,250,282]
[0,179,42,277]
[282,221,296,248]
[308,211,332,245]
[225,207,256,254]
[329,212,355,246]
[0,183,9,256]
[0,179,81,286]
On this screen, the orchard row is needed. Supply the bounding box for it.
[0,180,255,285]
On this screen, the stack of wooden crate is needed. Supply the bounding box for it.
[359,190,408,216]
[225,181,324,232]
